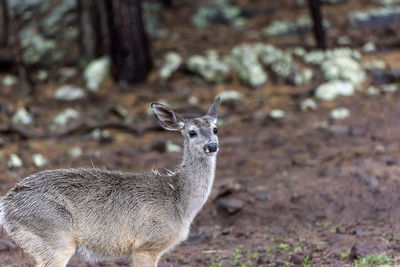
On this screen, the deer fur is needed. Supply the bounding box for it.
[0,98,220,267]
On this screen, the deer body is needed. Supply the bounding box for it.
[0,98,220,267]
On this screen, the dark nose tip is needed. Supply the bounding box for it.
[204,143,218,153]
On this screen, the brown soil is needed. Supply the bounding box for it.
[1,0,400,266]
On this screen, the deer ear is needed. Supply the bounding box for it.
[206,97,221,120]
[151,103,184,131]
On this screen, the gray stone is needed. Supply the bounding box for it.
[322,56,366,85]
[32,154,48,168]
[166,141,182,153]
[159,52,182,80]
[299,98,318,111]
[217,198,243,215]
[54,85,85,101]
[218,90,244,103]
[58,67,78,82]
[186,51,230,83]
[8,154,23,169]
[52,108,80,128]
[84,57,111,92]
[36,70,49,81]
[3,75,17,87]
[362,41,377,53]
[269,109,285,120]
[68,146,83,158]
[12,108,33,125]
[226,44,267,87]
[263,16,330,37]
[330,107,350,120]
[315,80,355,101]
[20,28,65,64]
[350,7,400,28]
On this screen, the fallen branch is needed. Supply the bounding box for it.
[51,120,162,138]
[0,123,39,139]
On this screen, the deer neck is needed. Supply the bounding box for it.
[178,140,217,221]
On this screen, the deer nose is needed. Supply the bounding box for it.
[204,143,218,153]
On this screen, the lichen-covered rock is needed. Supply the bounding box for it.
[269,109,285,120]
[315,80,355,101]
[330,107,350,120]
[322,56,366,85]
[52,108,80,128]
[2,75,17,87]
[54,85,85,101]
[32,154,48,168]
[41,0,77,36]
[226,45,267,87]
[8,154,23,169]
[12,108,33,125]
[362,41,376,53]
[218,90,244,102]
[186,50,230,83]
[20,28,65,64]
[84,57,111,92]
[350,7,400,28]
[36,70,49,81]
[192,0,246,29]
[159,52,182,80]
[299,98,318,111]
[263,16,330,37]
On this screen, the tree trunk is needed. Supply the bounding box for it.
[78,0,100,60]
[0,0,8,47]
[106,0,152,84]
[309,0,326,50]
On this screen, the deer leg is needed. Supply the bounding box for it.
[133,250,160,267]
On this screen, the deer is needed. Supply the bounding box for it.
[0,97,221,267]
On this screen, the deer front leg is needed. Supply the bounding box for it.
[133,250,160,267]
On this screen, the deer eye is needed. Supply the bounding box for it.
[213,127,218,134]
[189,130,197,138]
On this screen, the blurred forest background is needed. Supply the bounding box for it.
[1,0,400,266]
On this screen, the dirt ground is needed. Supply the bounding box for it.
[1,0,400,266]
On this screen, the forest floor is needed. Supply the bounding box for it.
[1,0,400,266]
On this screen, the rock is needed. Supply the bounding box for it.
[366,86,380,96]
[8,154,23,169]
[255,192,269,201]
[84,57,111,92]
[159,52,182,80]
[299,98,318,111]
[191,0,246,29]
[54,85,85,101]
[337,35,351,45]
[363,60,386,70]
[12,108,33,125]
[166,141,182,153]
[217,198,243,215]
[52,108,80,128]
[41,0,77,36]
[315,80,355,101]
[322,56,366,85]
[381,84,398,93]
[58,67,78,82]
[186,51,230,83]
[68,146,83,158]
[349,241,372,260]
[330,107,350,120]
[91,129,113,143]
[263,16,330,37]
[20,28,64,64]
[36,70,49,81]
[362,41,377,53]
[8,0,52,19]
[350,7,400,28]
[3,74,17,87]
[268,109,285,120]
[218,90,244,105]
[226,44,267,87]
[32,154,48,168]
[143,1,168,39]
